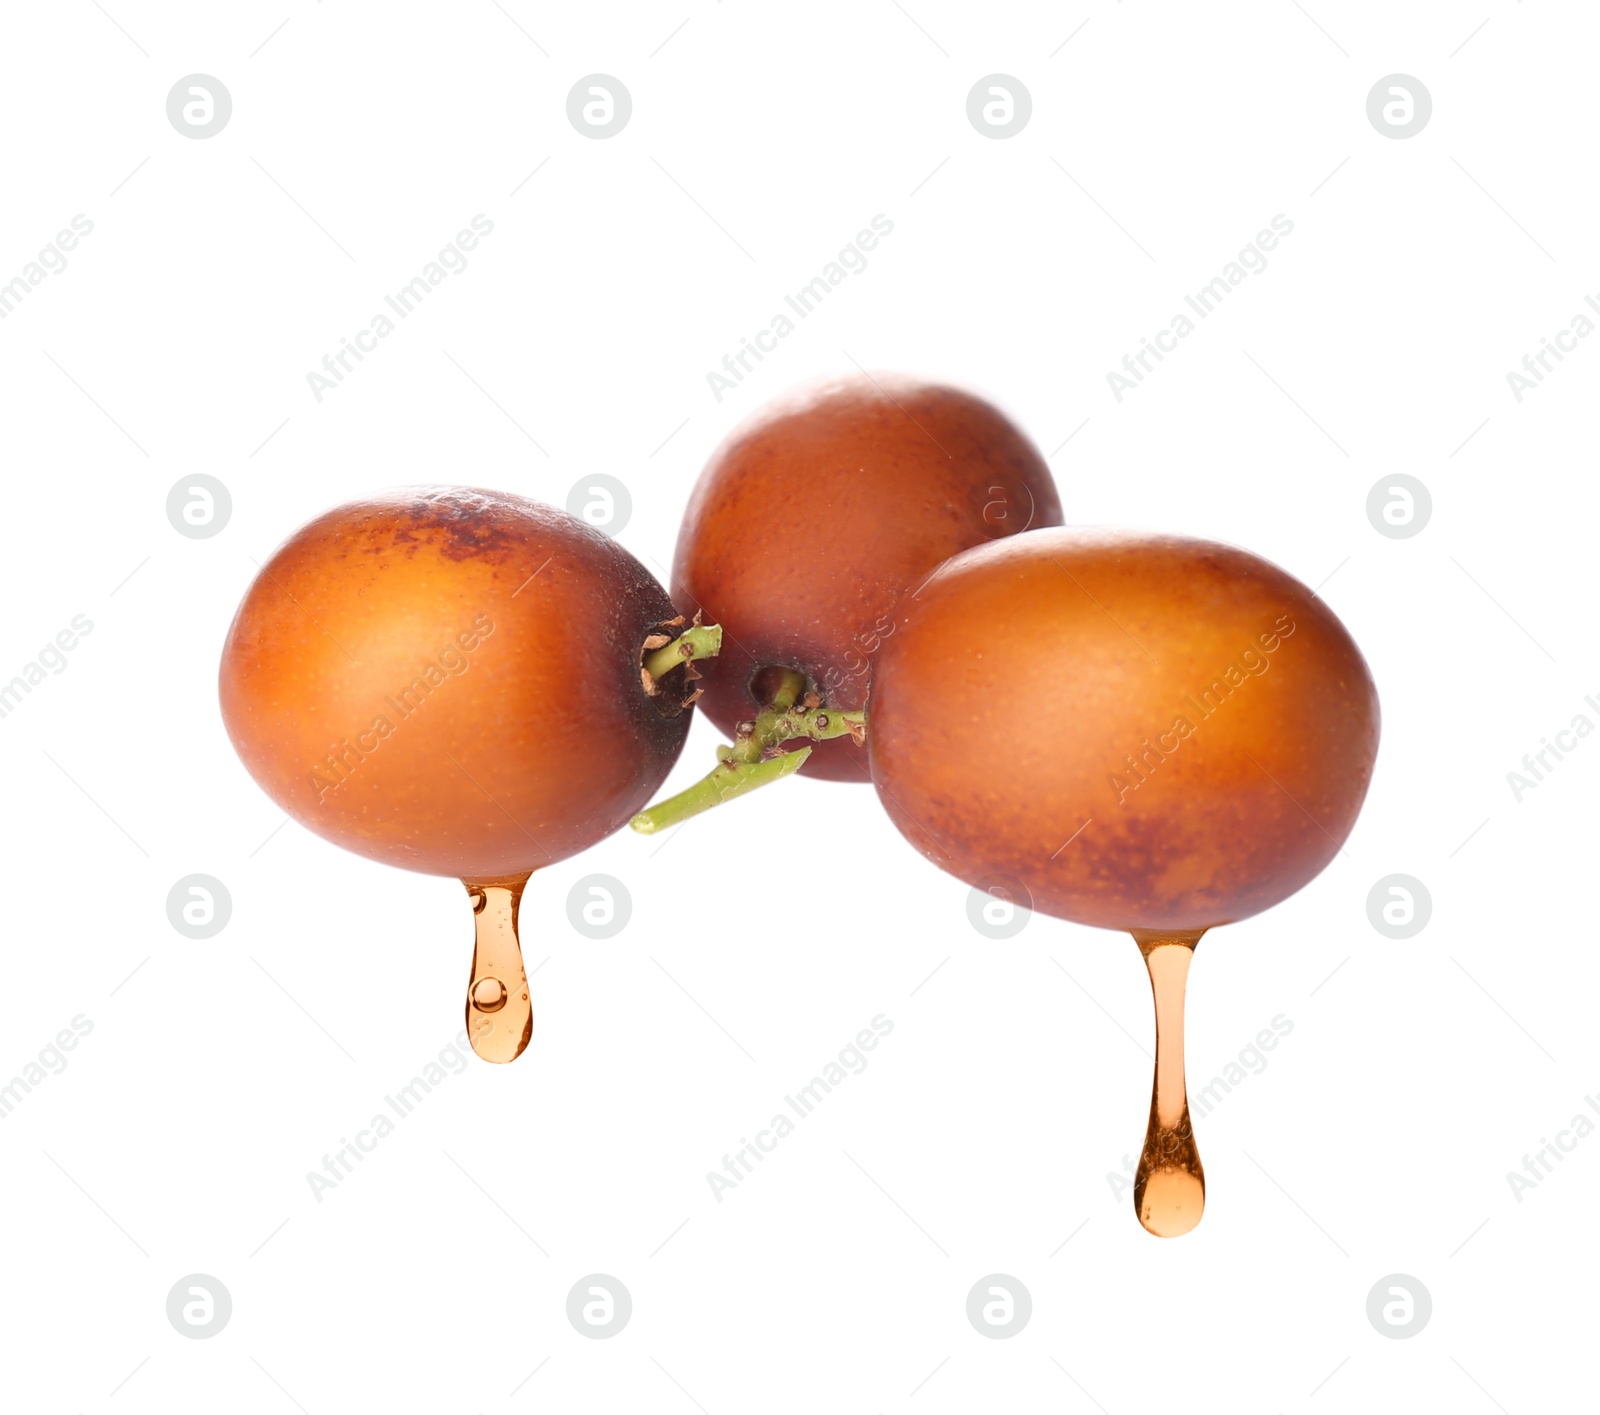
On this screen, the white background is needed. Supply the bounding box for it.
[1,1,1594,1411]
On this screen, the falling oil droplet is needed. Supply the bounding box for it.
[462,873,533,1063]
[1130,928,1208,1238]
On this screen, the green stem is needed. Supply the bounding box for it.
[766,666,807,713]
[630,665,867,833]
[631,748,813,833]
[644,623,724,681]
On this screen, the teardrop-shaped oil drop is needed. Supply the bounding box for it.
[1130,928,1207,1237]
[462,874,533,1063]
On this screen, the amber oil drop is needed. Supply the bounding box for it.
[463,874,533,1063]
[1130,928,1207,1237]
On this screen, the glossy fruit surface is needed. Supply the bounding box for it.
[674,374,1062,781]
[220,487,690,880]
[868,528,1380,930]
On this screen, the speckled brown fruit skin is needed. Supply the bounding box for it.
[868,529,1380,931]
[219,487,690,881]
[673,374,1063,781]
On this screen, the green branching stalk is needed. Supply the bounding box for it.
[630,665,867,834]
[722,703,867,764]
